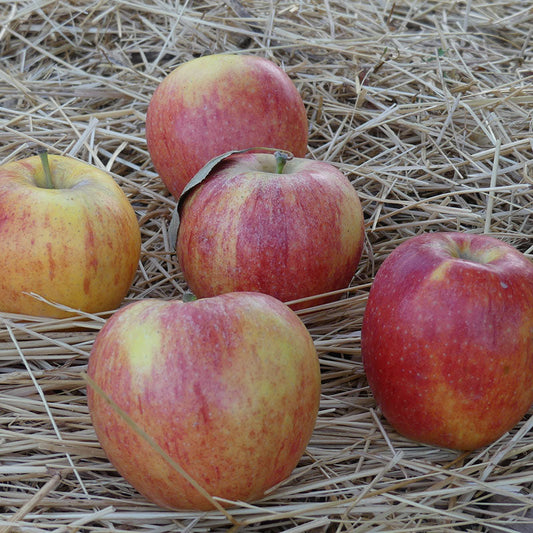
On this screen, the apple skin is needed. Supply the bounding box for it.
[0,155,141,318]
[361,231,533,451]
[176,152,365,310]
[87,292,321,510]
[145,53,308,199]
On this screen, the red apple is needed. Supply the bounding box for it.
[87,292,321,510]
[0,153,141,318]
[145,53,308,199]
[361,231,533,450]
[176,151,365,310]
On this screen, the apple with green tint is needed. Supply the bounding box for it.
[145,53,308,198]
[87,291,321,510]
[176,151,365,310]
[361,231,533,451]
[0,153,141,318]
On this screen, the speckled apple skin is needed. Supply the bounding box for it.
[87,292,321,510]
[361,231,533,451]
[145,53,308,199]
[176,152,364,310]
[0,155,141,318]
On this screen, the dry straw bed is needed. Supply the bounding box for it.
[0,0,532,531]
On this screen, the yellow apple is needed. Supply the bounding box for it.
[0,154,141,318]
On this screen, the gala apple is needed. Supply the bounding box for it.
[87,291,321,510]
[361,231,533,450]
[145,53,308,198]
[176,151,365,310]
[0,154,141,318]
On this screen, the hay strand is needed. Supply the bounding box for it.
[1,1,532,531]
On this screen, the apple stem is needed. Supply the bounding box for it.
[39,150,54,189]
[274,150,291,174]
[182,290,197,302]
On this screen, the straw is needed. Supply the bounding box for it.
[0,1,532,531]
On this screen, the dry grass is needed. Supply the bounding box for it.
[1,1,532,531]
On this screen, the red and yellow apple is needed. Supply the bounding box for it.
[361,231,533,450]
[87,291,321,510]
[0,154,141,318]
[145,53,308,198]
[176,151,365,310]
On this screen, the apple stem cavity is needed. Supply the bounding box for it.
[274,150,292,174]
[38,150,54,189]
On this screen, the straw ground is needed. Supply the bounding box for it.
[0,1,532,531]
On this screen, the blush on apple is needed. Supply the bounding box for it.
[176,151,365,310]
[361,231,533,451]
[0,153,141,318]
[145,53,308,198]
[87,292,321,510]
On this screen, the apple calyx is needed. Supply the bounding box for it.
[38,150,54,189]
[274,150,293,174]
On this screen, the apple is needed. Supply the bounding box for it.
[145,53,308,199]
[176,151,365,310]
[361,231,533,451]
[0,153,141,318]
[86,291,321,510]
